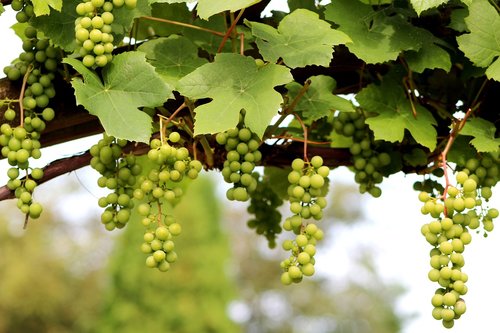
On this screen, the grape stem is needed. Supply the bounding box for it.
[139,16,226,37]
[264,79,311,140]
[18,65,33,127]
[292,112,309,162]
[440,107,474,214]
[217,9,245,53]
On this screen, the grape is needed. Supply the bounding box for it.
[217,125,260,202]
[280,155,329,284]
[332,111,390,196]
[419,157,500,327]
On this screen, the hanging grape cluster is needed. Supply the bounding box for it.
[332,111,391,197]
[1,18,61,219]
[280,156,329,285]
[89,134,142,231]
[75,0,137,68]
[216,126,261,202]
[134,132,202,271]
[246,174,283,248]
[419,158,499,328]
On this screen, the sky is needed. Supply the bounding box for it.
[1,1,500,332]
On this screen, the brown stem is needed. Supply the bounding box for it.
[140,16,226,37]
[217,9,245,53]
[440,107,474,215]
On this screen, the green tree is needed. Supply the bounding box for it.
[94,175,241,333]
[0,199,106,333]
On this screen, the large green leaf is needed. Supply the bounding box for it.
[248,9,351,68]
[456,0,500,81]
[30,0,79,51]
[196,0,261,20]
[138,35,208,93]
[286,75,354,121]
[63,52,171,143]
[324,0,424,64]
[356,73,437,150]
[32,0,62,16]
[410,0,449,16]
[0,4,4,15]
[177,53,292,138]
[460,118,500,152]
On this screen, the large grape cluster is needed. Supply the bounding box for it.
[89,134,142,231]
[280,156,329,285]
[75,0,137,68]
[216,127,261,202]
[332,111,391,197]
[1,21,60,220]
[246,174,283,248]
[419,167,499,328]
[134,132,202,271]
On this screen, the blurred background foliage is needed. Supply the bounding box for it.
[0,168,406,333]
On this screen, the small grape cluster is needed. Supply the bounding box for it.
[457,155,499,200]
[332,111,391,197]
[9,0,34,24]
[246,174,283,248]
[75,0,137,68]
[89,134,142,231]
[0,124,44,219]
[419,169,499,328]
[216,127,261,202]
[141,217,181,272]
[280,156,329,285]
[133,132,202,270]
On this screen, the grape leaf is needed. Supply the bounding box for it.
[184,16,254,54]
[177,53,292,138]
[196,0,261,20]
[30,0,79,51]
[0,4,4,15]
[356,72,437,150]
[286,75,354,121]
[324,0,424,64]
[404,38,451,73]
[247,9,351,68]
[456,0,500,81]
[460,118,500,152]
[410,0,449,16]
[112,0,152,36]
[138,35,208,93]
[63,52,171,143]
[31,0,62,16]
[136,3,192,40]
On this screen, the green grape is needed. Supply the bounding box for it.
[217,124,260,202]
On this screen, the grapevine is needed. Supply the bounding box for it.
[1,0,500,327]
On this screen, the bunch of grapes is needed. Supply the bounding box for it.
[280,156,329,285]
[89,134,142,231]
[419,168,499,328]
[332,111,391,197]
[9,0,34,23]
[216,127,261,202]
[246,173,283,248]
[1,22,60,220]
[134,132,202,270]
[74,0,137,68]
